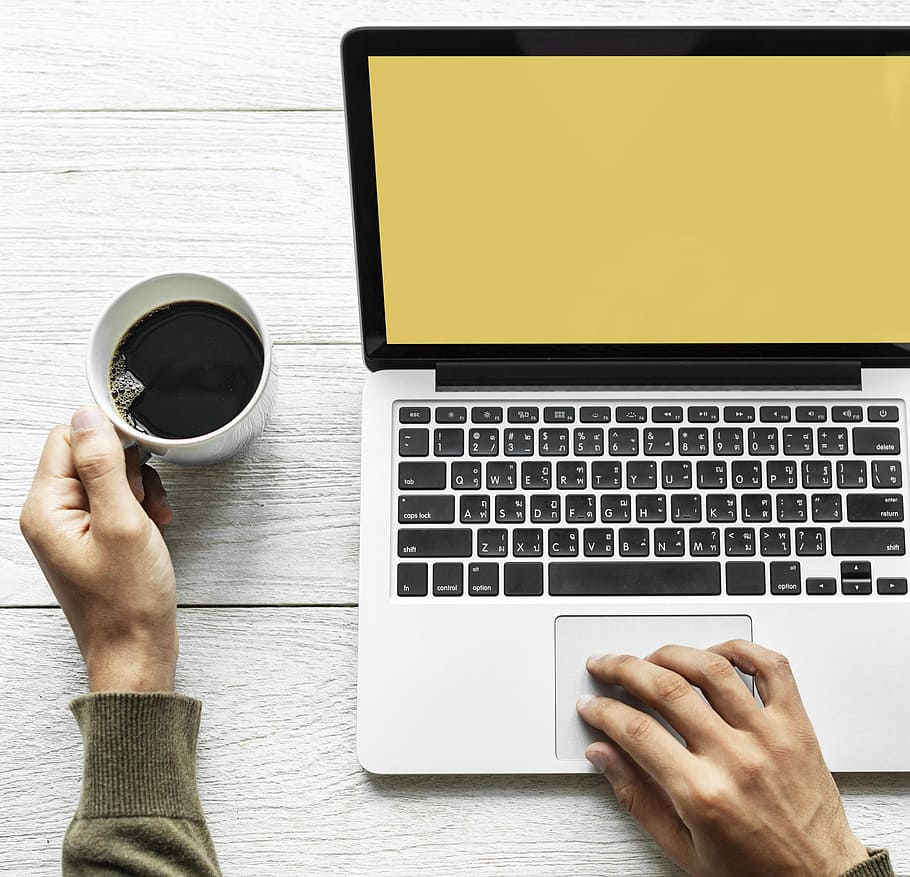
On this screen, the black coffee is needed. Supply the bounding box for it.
[109,300,264,439]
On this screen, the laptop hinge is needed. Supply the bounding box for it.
[435,360,862,391]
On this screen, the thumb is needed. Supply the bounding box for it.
[70,406,139,527]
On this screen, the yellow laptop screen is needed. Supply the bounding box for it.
[368,55,910,345]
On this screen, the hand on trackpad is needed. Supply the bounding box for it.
[555,615,753,760]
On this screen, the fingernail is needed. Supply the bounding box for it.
[576,694,594,711]
[586,749,611,773]
[130,472,144,494]
[71,406,107,433]
[587,652,610,666]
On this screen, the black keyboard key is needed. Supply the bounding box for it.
[732,461,762,489]
[777,494,807,522]
[853,427,900,455]
[770,561,801,595]
[504,429,534,456]
[399,428,429,456]
[398,529,472,558]
[398,495,455,524]
[574,427,605,456]
[872,460,901,488]
[508,406,538,424]
[767,461,797,489]
[877,578,908,595]
[697,461,727,489]
[609,428,639,456]
[434,428,464,456]
[557,461,587,489]
[495,494,525,523]
[636,495,666,523]
[654,527,685,556]
[796,406,827,422]
[759,406,791,422]
[662,461,692,490]
[832,406,863,423]
[618,527,650,556]
[452,461,481,490]
[726,561,766,595]
[521,461,551,490]
[530,494,560,523]
[841,561,872,595]
[837,460,867,489]
[806,577,837,595]
[725,527,755,556]
[544,406,575,423]
[399,461,445,490]
[591,462,622,490]
[397,563,428,597]
[796,527,826,556]
[714,428,744,455]
[433,563,463,597]
[671,494,702,523]
[486,462,516,490]
[811,494,842,522]
[460,495,490,523]
[846,493,903,522]
[601,494,632,523]
[468,563,499,596]
[471,406,502,424]
[652,406,683,423]
[436,406,466,423]
[539,428,570,456]
[690,527,721,556]
[678,428,709,456]
[616,406,647,423]
[688,406,719,423]
[582,528,614,557]
[549,561,721,596]
[783,428,813,455]
[477,528,508,557]
[566,494,597,523]
[801,460,832,489]
[627,461,657,490]
[831,528,906,556]
[468,428,499,457]
[741,494,772,523]
[399,407,430,424]
[748,428,779,455]
[760,527,790,556]
[817,428,848,456]
[643,428,674,456]
[868,405,899,422]
[580,406,611,423]
[512,528,543,557]
[548,528,579,557]
[706,494,737,522]
[504,562,544,596]
[724,405,755,423]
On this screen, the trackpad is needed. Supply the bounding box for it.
[555,615,753,760]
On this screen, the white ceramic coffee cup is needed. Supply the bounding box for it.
[87,272,277,465]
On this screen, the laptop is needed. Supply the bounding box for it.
[343,27,910,773]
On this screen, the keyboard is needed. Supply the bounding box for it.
[394,401,908,599]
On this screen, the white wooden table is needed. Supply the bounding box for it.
[3,3,910,873]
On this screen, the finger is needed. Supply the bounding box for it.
[708,639,808,717]
[140,465,174,527]
[576,694,697,798]
[586,653,726,750]
[124,446,146,503]
[644,644,762,729]
[27,425,87,513]
[586,740,696,873]
[34,424,77,483]
[69,406,140,528]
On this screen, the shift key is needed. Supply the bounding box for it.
[398,528,472,557]
[831,527,906,555]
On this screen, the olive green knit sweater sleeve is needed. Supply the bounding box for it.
[840,849,897,877]
[64,692,221,876]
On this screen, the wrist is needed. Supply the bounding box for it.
[85,637,178,693]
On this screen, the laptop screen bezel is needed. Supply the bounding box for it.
[342,26,910,371]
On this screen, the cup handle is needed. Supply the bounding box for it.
[119,433,152,466]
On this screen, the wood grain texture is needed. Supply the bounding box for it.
[2,609,909,876]
[4,1,910,110]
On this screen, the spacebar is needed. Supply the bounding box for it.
[549,562,722,596]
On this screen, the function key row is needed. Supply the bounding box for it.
[399,404,900,425]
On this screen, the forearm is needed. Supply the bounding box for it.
[64,692,221,876]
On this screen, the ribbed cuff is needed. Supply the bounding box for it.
[70,692,204,820]
[838,849,896,877]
